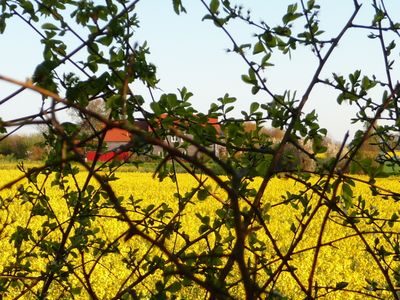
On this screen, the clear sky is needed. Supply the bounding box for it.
[1,0,399,141]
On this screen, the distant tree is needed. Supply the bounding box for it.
[0,133,46,160]
[25,133,47,161]
[0,134,28,159]
[349,120,382,174]
[321,135,341,158]
[71,98,109,134]
[243,122,314,171]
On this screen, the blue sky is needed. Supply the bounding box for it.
[1,0,399,141]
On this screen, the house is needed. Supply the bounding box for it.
[86,116,222,162]
[85,127,133,162]
[86,119,149,162]
[104,128,132,150]
[151,116,222,157]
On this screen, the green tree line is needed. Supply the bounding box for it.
[0,133,46,160]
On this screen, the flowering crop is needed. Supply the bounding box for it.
[0,169,400,299]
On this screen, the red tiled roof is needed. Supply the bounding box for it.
[104,128,131,142]
[158,114,221,133]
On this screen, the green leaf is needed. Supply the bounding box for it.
[250,102,259,114]
[97,35,113,46]
[225,106,234,113]
[42,23,59,31]
[373,9,385,24]
[287,3,298,14]
[263,32,277,48]
[282,12,302,24]
[219,94,236,104]
[241,74,252,84]
[150,102,161,115]
[251,85,260,95]
[167,281,182,293]
[349,70,361,85]
[172,0,186,15]
[197,188,209,201]
[210,0,220,14]
[335,281,348,290]
[253,41,265,54]
[255,160,269,176]
[0,13,11,34]
[0,118,6,134]
[342,183,353,197]
[290,223,296,233]
[70,287,82,295]
[20,0,35,15]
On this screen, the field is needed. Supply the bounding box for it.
[0,167,400,299]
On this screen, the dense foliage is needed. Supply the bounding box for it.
[1,0,400,299]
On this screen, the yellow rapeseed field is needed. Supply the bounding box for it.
[0,168,400,299]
